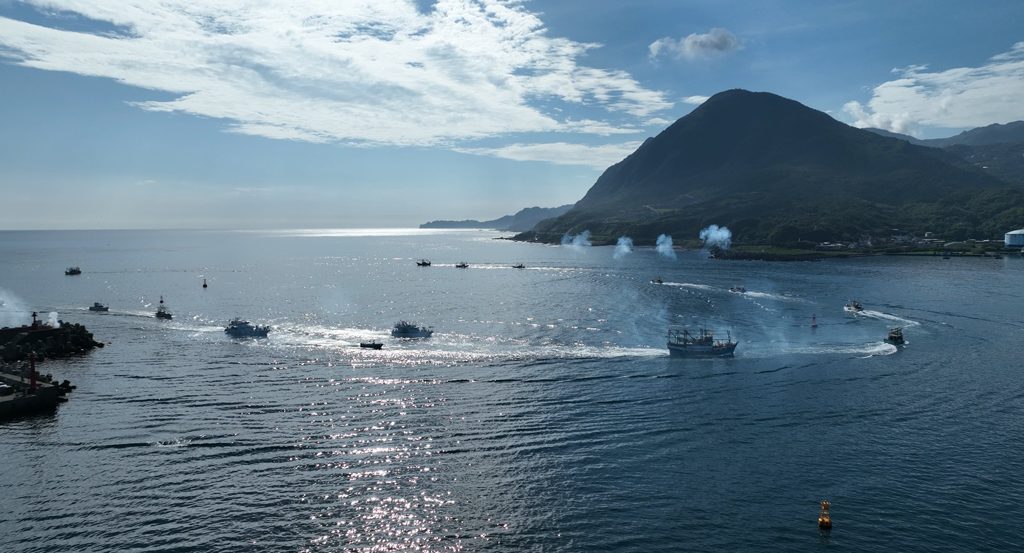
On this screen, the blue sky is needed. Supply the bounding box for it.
[1,0,1023,230]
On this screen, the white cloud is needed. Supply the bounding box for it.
[649,28,741,61]
[845,42,1024,133]
[682,95,710,105]
[456,141,643,169]
[0,0,672,150]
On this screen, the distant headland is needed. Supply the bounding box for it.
[421,204,573,232]
[506,89,1024,255]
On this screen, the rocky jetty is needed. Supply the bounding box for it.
[0,319,104,364]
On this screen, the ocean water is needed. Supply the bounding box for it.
[1,229,1023,552]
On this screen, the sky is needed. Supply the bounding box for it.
[1,0,1023,230]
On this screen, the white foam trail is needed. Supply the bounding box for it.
[699,224,732,250]
[662,282,718,292]
[613,236,633,259]
[655,234,676,259]
[745,342,898,358]
[743,291,806,303]
[857,310,920,327]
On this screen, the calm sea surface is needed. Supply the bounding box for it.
[1,229,1023,552]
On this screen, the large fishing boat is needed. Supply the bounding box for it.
[391,321,433,338]
[155,296,172,320]
[224,318,270,337]
[88,302,109,312]
[666,326,737,357]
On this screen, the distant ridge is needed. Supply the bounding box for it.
[514,89,1024,245]
[866,121,1024,148]
[421,204,574,231]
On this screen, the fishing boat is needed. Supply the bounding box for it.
[88,302,109,312]
[224,318,270,337]
[455,262,469,268]
[729,285,745,293]
[810,314,818,328]
[651,276,663,284]
[391,321,433,338]
[155,296,172,320]
[666,326,738,357]
[417,260,431,267]
[359,340,383,349]
[844,300,863,313]
[884,327,904,345]
[512,264,525,269]
[65,267,81,275]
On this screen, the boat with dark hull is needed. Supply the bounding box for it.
[512,264,525,269]
[65,267,81,276]
[88,302,109,312]
[417,260,431,267]
[455,262,469,269]
[729,285,745,294]
[844,300,864,313]
[359,340,383,349]
[155,296,172,320]
[224,318,270,338]
[391,321,433,338]
[884,327,904,345]
[651,276,663,284]
[667,326,737,357]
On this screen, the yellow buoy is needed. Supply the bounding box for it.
[818,501,832,530]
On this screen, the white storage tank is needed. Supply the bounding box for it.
[1006,229,1024,247]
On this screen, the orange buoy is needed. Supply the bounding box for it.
[818,501,832,530]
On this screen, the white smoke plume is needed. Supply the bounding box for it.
[699,225,732,250]
[613,236,634,259]
[0,287,30,328]
[655,234,677,259]
[48,312,59,327]
[561,230,592,251]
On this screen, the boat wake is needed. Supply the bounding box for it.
[661,282,718,292]
[745,341,898,358]
[857,310,921,327]
[742,291,805,302]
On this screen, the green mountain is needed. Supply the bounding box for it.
[516,90,1024,246]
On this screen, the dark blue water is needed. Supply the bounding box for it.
[1,229,1023,552]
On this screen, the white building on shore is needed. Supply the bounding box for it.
[1006,229,1024,247]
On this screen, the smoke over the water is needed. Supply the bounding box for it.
[655,234,676,259]
[48,312,59,327]
[0,287,30,327]
[561,230,592,251]
[699,225,732,250]
[613,236,633,259]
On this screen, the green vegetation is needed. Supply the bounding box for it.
[514,90,1024,247]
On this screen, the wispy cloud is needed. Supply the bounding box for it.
[649,28,741,61]
[0,0,672,151]
[455,141,643,169]
[844,42,1024,133]
[682,95,710,105]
